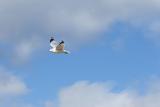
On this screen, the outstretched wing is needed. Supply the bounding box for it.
[50,37,58,48]
[56,41,65,51]
[50,41,58,48]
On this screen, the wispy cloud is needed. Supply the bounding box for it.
[0,66,28,97]
[12,36,43,64]
[0,66,29,106]
[111,38,125,51]
[44,101,55,107]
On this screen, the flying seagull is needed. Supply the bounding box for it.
[49,37,70,54]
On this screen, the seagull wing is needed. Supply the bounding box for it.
[50,41,58,48]
[56,41,65,51]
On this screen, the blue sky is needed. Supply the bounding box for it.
[1,0,160,107]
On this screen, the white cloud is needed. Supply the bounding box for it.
[12,36,43,63]
[0,0,160,39]
[48,80,160,107]
[0,66,28,106]
[0,67,28,97]
[1,0,160,62]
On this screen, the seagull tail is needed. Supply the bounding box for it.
[64,50,70,54]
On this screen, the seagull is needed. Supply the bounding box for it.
[49,37,70,54]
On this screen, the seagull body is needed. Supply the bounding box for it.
[49,37,70,54]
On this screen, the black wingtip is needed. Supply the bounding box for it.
[50,37,54,43]
[60,40,64,44]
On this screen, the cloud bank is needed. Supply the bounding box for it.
[47,81,160,107]
[1,0,160,62]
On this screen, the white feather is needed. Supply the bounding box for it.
[50,41,58,48]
